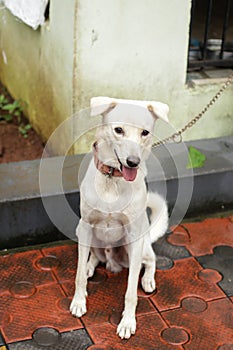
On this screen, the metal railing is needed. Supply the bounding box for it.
[188,0,233,69]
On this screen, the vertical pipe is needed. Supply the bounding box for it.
[188,0,196,68]
[189,0,196,48]
[220,0,231,59]
[202,0,213,60]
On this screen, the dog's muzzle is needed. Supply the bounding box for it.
[112,149,139,182]
[118,156,140,182]
[126,156,140,168]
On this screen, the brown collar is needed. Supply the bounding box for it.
[93,142,123,178]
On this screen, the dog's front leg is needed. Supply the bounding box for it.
[117,236,143,339]
[70,219,92,318]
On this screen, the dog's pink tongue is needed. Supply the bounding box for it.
[121,166,138,181]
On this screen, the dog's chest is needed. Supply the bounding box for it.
[89,211,129,244]
[95,175,128,204]
[82,170,140,213]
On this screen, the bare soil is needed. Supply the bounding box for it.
[0,82,44,163]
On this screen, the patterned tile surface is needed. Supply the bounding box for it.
[1,216,233,349]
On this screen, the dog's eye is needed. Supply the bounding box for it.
[114,127,124,135]
[141,130,150,137]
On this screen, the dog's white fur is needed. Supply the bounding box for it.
[70,97,169,339]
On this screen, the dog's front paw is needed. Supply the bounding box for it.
[141,274,156,293]
[70,295,87,318]
[117,315,136,339]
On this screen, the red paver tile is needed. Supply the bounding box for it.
[0,223,231,348]
[150,257,225,311]
[0,250,56,295]
[87,313,186,349]
[41,243,78,283]
[169,217,233,256]
[162,297,233,349]
[0,283,82,343]
[64,267,157,327]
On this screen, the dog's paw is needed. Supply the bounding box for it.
[141,274,156,293]
[86,262,95,278]
[70,295,87,318]
[117,316,136,339]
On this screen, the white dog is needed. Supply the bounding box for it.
[70,97,169,339]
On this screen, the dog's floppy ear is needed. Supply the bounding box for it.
[147,102,169,123]
[91,97,117,116]
[91,96,169,122]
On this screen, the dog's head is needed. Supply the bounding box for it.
[91,97,169,181]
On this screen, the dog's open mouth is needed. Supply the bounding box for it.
[114,149,138,182]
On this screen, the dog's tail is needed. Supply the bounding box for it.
[147,192,169,243]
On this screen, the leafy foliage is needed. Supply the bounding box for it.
[187,146,206,169]
[0,93,31,138]
[18,124,32,138]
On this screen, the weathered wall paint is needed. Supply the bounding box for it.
[0,0,232,155]
[0,0,75,154]
[73,0,233,153]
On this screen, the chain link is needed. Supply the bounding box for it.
[152,72,233,148]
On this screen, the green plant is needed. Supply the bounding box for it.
[0,92,31,137]
[18,123,32,138]
[0,94,25,123]
[0,94,9,107]
[3,99,23,118]
[0,94,12,121]
[187,146,206,169]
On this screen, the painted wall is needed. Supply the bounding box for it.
[0,0,75,154]
[73,0,233,152]
[74,0,190,107]
[0,0,232,155]
[73,0,192,152]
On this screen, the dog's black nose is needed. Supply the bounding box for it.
[126,156,140,168]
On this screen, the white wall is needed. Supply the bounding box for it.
[72,0,193,152]
[0,0,232,155]
[74,0,191,107]
[73,0,233,152]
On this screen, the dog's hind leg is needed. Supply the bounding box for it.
[87,249,99,278]
[141,240,156,293]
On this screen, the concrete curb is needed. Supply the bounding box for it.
[1,136,233,249]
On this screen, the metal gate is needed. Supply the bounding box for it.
[188,0,233,69]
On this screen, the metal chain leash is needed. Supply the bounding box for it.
[152,72,233,148]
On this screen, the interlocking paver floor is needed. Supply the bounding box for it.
[0,216,232,349]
